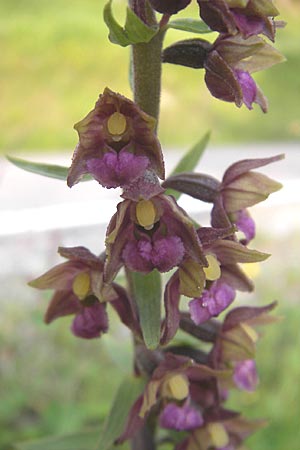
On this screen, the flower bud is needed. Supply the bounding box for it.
[163,38,213,69]
[149,0,191,15]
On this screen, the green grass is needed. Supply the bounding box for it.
[0,0,299,154]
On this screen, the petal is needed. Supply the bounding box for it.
[122,169,164,201]
[71,301,108,339]
[29,261,84,291]
[204,51,243,106]
[222,154,284,186]
[122,239,154,273]
[44,290,80,324]
[152,236,185,272]
[189,296,212,325]
[234,209,256,243]
[189,281,235,325]
[87,149,149,189]
[160,403,203,431]
[160,273,181,345]
[233,359,259,391]
[235,70,257,110]
[232,12,267,38]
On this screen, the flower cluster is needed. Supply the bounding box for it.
[30,84,282,448]
[159,0,285,111]
[119,302,276,449]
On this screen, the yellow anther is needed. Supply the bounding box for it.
[207,423,229,448]
[107,112,127,136]
[203,254,221,281]
[241,323,259,343]
[162,374,189,400]
[72,272,91,300]
[136,200,156,230]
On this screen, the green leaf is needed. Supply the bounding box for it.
[125,7,158,43]
[103,0,158,47]
[98,376,146,450]
[130,270,162,350]
[14,429,100,450]
[165,131,210,200]
[6,155,92,182]
[168,18,212,34]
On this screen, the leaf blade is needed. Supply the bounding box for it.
[130,270,162,350]
[98,375,146,450]
[168,18,212,34]
[165,131,211,200]
[6,155,92,182]
[14,429,100,450]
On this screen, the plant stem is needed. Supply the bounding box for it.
[128,3,165,450]
[129,0,164,123]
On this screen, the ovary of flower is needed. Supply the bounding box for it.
[203,254,221,281]
[161,374,189,401]
[72,272,91,300]
[207,423,229,448]
[136,199,157,230]
[241,322,259,343]
[107,112,127,140]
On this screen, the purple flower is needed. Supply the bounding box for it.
[104,194,207,290]
[233,359,259,391]
[189,280,235,325]
[87,149,149,189]
[71,301,108,339]
[163,34,285,112]
[204,34,278,112]
[160,403,203,431]
[197,0,279,41]
[29,246,138,339]
[67,88,164,187]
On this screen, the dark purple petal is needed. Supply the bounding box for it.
[160,274,181,345]
[87,150,149,188]
[152,236,185,272]
[235,70,257,110]
[71,302,108,339]
[233,359,259,391]
[160,403,203,431]
[223,301,277,331]
[189,281,236,325]
[122,239,154,273]
[198,0,237,35]
[234,209,256,244]
[45,290,80,324]
[122,236,185,273]
[232,11,266,38]
[204,51,243,106]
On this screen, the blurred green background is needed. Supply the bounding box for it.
[1,0,300,449]
[1,0,300,154]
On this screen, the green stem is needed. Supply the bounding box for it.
[129,1,165,123]
[127,3,165,450]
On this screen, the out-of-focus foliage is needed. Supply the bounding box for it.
[0,0,299,153]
